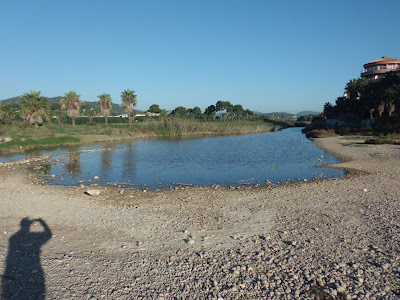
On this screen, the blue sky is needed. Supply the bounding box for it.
[1,0,399,114]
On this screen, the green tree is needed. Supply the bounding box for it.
[244,109,254,119]
[188,106,202,117]
[148,104,161,113]
[171,106,187,117]
[2,103,20,121]
[345,78,368,100]
[97,93,113,125]
[51,102,61,111]
[0,104,4,120]
[216,100,232,113]
[204,105,216,116]
[85,107,100,124]
[232,104,244,120]
[121,89,137,126]
[21,91,50,128]
[60,91,84,127]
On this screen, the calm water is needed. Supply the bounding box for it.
[1,128,344,189]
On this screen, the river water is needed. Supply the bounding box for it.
[0,128,344,189]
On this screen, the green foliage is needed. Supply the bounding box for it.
[323,72,400,122]
[0,135,80,153]
[0,104,4,120]
[188,106,202,116]
[60,91,84,126]
[21,91,50,127]
[204,105,216,116]
[98,93,113,125]
[148,104,162,113]
[171,106,187,117]
[121,89,137,126]
[51,102,61,111]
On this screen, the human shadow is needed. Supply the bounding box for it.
[1,218,52,300]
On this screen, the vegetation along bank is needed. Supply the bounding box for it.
[0,91,305,153]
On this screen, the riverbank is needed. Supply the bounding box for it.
[0,136,399,298]
[0,118,285,154]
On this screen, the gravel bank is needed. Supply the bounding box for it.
[0,136,399,299]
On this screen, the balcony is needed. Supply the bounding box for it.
[361,67,400,77]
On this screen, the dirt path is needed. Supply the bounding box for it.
[0,136,399,299]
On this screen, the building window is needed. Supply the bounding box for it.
[373,67,378,71]
[380,65,386,70]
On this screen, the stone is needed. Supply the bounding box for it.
[86,190,101,196]
[94,176,99,181]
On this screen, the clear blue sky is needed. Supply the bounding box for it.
[1,0,399,114]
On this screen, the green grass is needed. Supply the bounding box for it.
[0,135,80,153]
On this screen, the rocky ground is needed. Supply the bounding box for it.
[0,136,399,299]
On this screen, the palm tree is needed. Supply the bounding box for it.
[121,89,137,126]
[85,107,100,124]
[98,93,112,125]
[60,91,84,127]
[21,91,50,128]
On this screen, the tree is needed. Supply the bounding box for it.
[60,91,84,127]
[0,104,4,120]
[2,103,20,121]
[51,102,61,111]
[85,107,100,124]
[121,89,137,126]
[188,106,202,117]
[171,106,187,117]
[216,100,232,113]
[148,104,161,113]
[345,78,368,100]
[97,93,113,125]
[232,104,244,120]
[204,105,216,116]
[244,109,254,119]
[21,91,50,128]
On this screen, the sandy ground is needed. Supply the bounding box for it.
[0,136,400,299]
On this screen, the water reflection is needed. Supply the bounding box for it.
[64,152,81,176]
[123,143,136,178]
[0,128,345,189]
[101,148,112,177]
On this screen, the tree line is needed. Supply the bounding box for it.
[323,71,400,121]
[0,90,137,127]
[0,94,257,128]
[168,100,255,121]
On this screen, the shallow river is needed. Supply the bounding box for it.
[0,127,344,189]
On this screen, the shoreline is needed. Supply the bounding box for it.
[0,125,284,155]
[1,136,399,298]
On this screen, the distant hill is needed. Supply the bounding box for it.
[0,95,125,114]
[261,112,295,118]
[297,111,320,116]
[254,110,321,118]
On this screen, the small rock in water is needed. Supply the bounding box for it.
[86,189,101,196]
[94,176,99,181]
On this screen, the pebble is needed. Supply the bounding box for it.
[86,189,101,196]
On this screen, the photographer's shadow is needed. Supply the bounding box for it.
[1,218,52,300]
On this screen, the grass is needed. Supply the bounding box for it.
[364,134,400,145]
[0,117,291,153]
[0,136,80,152]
